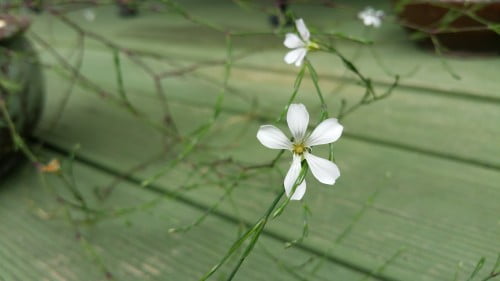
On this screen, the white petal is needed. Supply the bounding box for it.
[305,153,340,185]
[305,118,343,146]
[284,155,306,200]
[287,103,309,141]
[284,48,306,65]
[284,33,305,49]
[257,125,292,150]
[305,118,344,146]
[294,49,307,67]
[291,180,306,200]
[295,18,310,42]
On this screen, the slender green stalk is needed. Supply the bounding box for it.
[467,257,486,281]
[159,0,225,32]
[311,188,381,275]
[260,244,310,281]
[198,189,284,281]
[141,32,233,188]
[272,164,308,218]
[429,36,461,80]
[224,189,286,281]
[305,60,328,120]
[304,60,335,162]
[168,172,244,233]
[480,253,500,281]
[357,248,405,281]
[278,63,307,122]
[112,49,136,113]
[0,99,38,163]
[285,203,311,248]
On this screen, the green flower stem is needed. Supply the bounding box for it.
[357,248,405,281]
[112,49,137,113]
[467,257,486,281]
[141,32,233,188]
[224,165,307,281]
[0,99,39,163]
[199,189,285,281]
[316,31,373,45]
[273,163,308,218]
[278,63,307,122]
[481,253,500,281]
[200,165,307,281]
[304,60,335,161]
[159,0,225,32]
[285,203,311,248]
[305,59,328,120]
[243,149,285,171]
[168,172,245,233]
[310,188,381,276]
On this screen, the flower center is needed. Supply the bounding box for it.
[292,143,307,155]
[307,41,320,51]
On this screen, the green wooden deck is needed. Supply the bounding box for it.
[1,1,499,280]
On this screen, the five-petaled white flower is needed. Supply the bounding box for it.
[283,19,319,67]
[257,104,343,200]
[358,7,384,28]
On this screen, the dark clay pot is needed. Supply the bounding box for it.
[394,0,500,53]
[0,15,44,177]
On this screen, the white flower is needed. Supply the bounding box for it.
[358,7,384,28]
[83,9,96,22]
[283,19,319,67]
[257,104,343,200]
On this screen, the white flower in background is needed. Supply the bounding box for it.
[257,104,343,200]
[0,20,6,29]
[358,7,384,28]
[283,19,319,67]
[83,9,96,22]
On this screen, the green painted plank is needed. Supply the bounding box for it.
[0,157,365,281]
[222,68,500,169]
[30,1,500,100]
[38,48,500,168]
[34,72,500,281]
[18,2,500,280]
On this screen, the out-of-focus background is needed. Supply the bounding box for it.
[0,0,499,280]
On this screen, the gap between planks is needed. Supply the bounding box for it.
[116,92,500,172]
[34,138,400,281]
[231,64,500,106]
[40,43,500,105]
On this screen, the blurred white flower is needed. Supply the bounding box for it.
[283,19,319,67]
[358,7,384,28]
[257,104,343,200]
[0,20,6,29]
[83,9,96,22]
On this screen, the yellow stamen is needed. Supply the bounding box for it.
[293,143,306,155]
